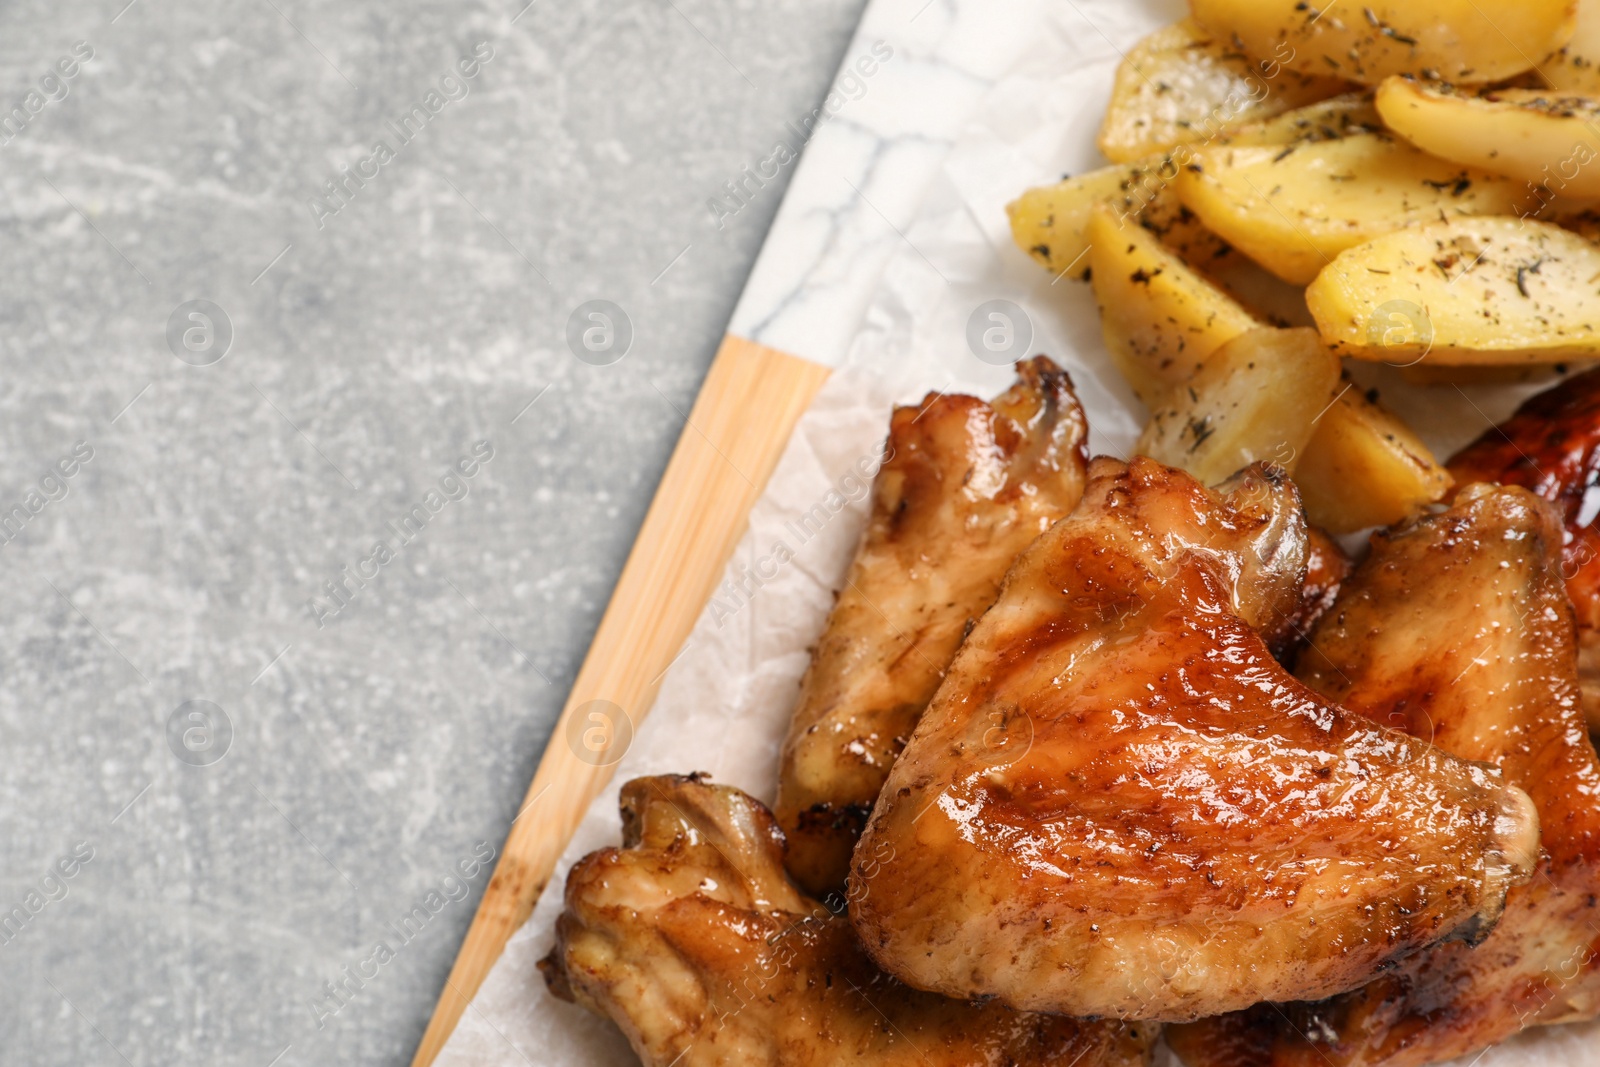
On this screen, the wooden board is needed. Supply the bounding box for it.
[410,334,830,1067]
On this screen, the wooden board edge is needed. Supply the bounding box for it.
[409,334,831,1067]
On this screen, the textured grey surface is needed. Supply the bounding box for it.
[0,0,867,1063]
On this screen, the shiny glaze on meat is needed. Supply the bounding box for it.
[1267,525,1353,665]
[1448,367,1600,730]
[775,357,1090,898]
[1168,484,1600,1067]
[849,458,1541,1022]
[540,775,1155,1067]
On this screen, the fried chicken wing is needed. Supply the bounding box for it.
[775,357,1090,898]
[540,774,1155,1067]
[1448,366,1600,732]
[1168,484,1600,1067]
[849,458,1541,1023]
[1459,367,1600,735]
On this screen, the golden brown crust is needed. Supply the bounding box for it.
[849,458,1540,1022]
[1169,484,1600,1067]
[541,775,1155,1067]
[1448,367,1600,729]
[774,357,1090,899]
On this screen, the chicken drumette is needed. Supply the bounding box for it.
[541,774,1155,1067]
[1449,366,1600,732]
[775,357,1090,898]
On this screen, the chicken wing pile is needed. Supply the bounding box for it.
[540,345,1600,1065]
[538,6,1600,1061]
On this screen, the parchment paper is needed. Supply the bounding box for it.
[435,2,1600,1063]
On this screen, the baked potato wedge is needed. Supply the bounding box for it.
[1136,326,1340,485]
[1008,157,1181,279]
[1188,0,1576,86]
[1176,133,1533,284]
[1087,204,1261,406]
[1545,0,1600,92]
[1010,169,1311,326]
[1306,216,1600,363]
[1214,91,1381,147]
[1375,78,1600,198]
[1098,19,1347,163]
[1295,383,1454,533]
[1010,95,1381,280]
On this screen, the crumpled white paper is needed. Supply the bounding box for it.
[435,2,1600,1063]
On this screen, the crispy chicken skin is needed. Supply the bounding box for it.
[540,775,1156,1067]
[1267,525,1353,665]
[849,458,1542,1022]
[1448,367,1600,731]
[1168,485,1600,1067]
[775,357,1090,898]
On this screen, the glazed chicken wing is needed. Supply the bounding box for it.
[775,357,1090,898]
[849,458,1541,1022]
[1448,366,1600,732]
[1168,484,1600,1067]
[540,775,1155,1067]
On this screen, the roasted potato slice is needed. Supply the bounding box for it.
[1295,384,1453,533]
[1307,216,1600,363]
[1011,163,1242,282]
[1008,168,1131,280]
[1012,173,1309,324]
[1376,78,1600,198]
[1188,0,1576,86]
[1546,0,1600,92]
[1010,95,1381,280]
[1086,204,1261,406]
[1098,19,1347,163]
[1008,157,1181,279]
[1176,134,1533,284]
[1136,326,1340,485]
[1214,91,1381,146]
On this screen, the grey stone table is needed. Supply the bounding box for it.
[0,0,867,1063]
